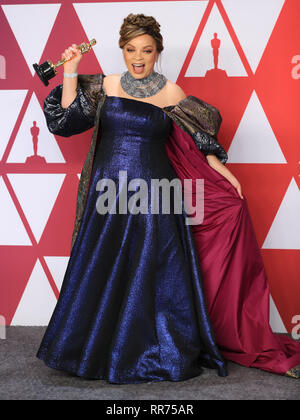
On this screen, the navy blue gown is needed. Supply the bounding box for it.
[37,95,227,383]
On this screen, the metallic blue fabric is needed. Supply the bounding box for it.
[36,95,227,383]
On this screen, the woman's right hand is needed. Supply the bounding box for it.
[62,44,83,73]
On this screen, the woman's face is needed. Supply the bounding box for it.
[123,34,158,79]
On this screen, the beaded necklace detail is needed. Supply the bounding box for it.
[120,69,167,98]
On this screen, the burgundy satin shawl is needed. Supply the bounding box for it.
[164,119,300,377]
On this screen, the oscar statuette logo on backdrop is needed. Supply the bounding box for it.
[25,121,46,165]
[206,32,227,79]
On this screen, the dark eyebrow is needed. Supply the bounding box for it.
[126,44,154,48]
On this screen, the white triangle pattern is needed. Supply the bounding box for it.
[269,295,287,333]
[262,178,300,250]
[1,4,61,76]
[0,176,31,245]
[44,256,70,292]
[222,0,285,73]
[7,173,65,243]
[11,259,57,326]
[0,90,28,160]
[227,91,287,163]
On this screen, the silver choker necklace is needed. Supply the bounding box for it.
[120,70,167,98]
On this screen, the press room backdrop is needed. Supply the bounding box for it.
[0,0,299,331]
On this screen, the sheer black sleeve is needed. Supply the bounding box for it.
[43,73,106,137]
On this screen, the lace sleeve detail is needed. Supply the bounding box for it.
[192,131,228,164]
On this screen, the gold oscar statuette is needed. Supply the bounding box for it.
[33,39,97,86]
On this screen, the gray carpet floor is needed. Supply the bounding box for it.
[0,327,299,400]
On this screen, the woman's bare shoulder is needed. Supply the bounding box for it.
[103,73,121,83]
[165,80,187,106]
[104,73,121,78]
[103,74,121,94]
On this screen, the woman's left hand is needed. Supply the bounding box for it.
[205,155,244,200]
[230,179,244,200]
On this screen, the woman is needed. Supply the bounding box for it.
[37,13,300,383]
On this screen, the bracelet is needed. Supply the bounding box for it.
[63,72,78,78]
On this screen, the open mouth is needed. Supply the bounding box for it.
[132,64,145,73]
